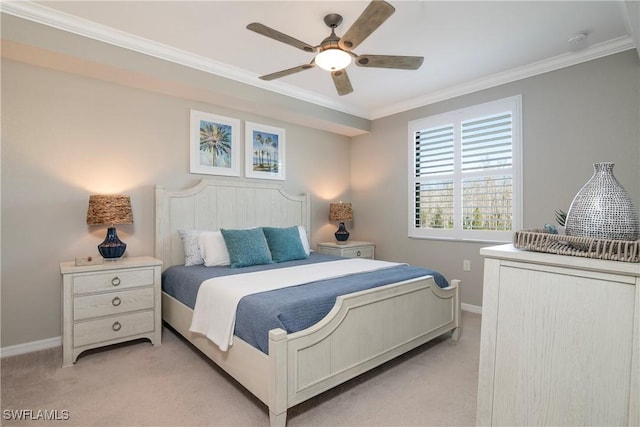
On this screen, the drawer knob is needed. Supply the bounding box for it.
[112,297,122,307]
[111,276,121,287]
[357,250,362,256]
[112,321,122,332]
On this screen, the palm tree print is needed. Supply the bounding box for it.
[252,130,279,172]
[200,121,232,167]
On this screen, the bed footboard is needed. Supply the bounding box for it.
[268,276,460,426]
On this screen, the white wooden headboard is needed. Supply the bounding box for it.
[155,179,311,270]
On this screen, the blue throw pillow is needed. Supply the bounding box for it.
[220,228,273,268]
[263,226,308,263]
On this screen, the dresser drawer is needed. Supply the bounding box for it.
[74,287,154,321]
[73,268,155,294]
[342,246,373,259]
[74,311,154,347]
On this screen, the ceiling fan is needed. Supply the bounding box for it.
[247,0,424,96]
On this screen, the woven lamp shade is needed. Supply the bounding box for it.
[86,195,133,226]
[329,202,353,221]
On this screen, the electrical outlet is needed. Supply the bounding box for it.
[463,260,471,271]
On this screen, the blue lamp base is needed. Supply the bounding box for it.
[334,222,350,243]
[98,227,127,259]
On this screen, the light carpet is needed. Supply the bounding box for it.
[1,311,480,426]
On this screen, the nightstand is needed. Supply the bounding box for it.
[317,241,375,259]
[60,256,162,367]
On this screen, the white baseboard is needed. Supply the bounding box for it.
[0,336,61,358]
[461,303,482,315]
[2,305,482,358]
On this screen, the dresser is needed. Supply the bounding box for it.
[60,256,163,367]
[317,241,375,259]
[477,244,639,426]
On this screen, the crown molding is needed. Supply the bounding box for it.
[2,1,636,122]
[1,1,369,119]
[370,35,636,119]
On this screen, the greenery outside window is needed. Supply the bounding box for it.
[408,95,522,242]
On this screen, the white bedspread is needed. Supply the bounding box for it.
[189,258,402,351]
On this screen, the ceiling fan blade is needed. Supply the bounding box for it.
[338,1,395,51]
[247,22,317,53]
[355,55,424,70]
[259,63,315,81]
[331,69,353,96]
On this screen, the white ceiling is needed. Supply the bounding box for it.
[5,1,639,119]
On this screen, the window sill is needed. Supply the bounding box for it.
[408,235,511,245]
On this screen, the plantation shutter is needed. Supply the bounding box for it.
[413,124,455,229]
[414,124,455,176]
[461,113,512,171]
[460,113,513,231]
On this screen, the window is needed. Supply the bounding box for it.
[408,95,522,242]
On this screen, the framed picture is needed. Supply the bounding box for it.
[190,110,240,176]
[245,122,286,180]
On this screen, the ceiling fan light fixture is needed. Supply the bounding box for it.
[315,48,352,71]
[248,1,421,94]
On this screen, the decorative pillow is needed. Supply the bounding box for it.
[199,231,231,267]
[297,226,311,256]
[178,229,206,266]
[220,228,273,268]
[263,226,308,263]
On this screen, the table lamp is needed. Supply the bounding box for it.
[86,194,133,259]
[329,202,353,243]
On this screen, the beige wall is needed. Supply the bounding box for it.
[351,50,640,308]
[1,58,352,348]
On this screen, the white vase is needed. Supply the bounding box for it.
[565,162,639,242]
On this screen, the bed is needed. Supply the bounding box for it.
[155,179,461,427]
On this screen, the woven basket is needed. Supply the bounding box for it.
[513,230,640,263]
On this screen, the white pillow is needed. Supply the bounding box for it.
[297,226,311,256]
[199,231,231,267]
[178,229,206,266]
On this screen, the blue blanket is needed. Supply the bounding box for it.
[162,254,448,354]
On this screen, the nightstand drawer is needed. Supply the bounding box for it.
[342,247,373,259]
[73,268,155,294]
[74,287,155,321]
[317,241,375,260]
[74,311,155,347]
